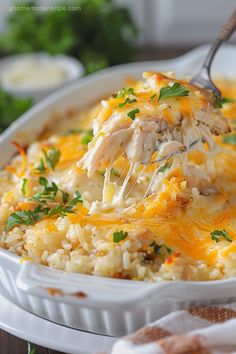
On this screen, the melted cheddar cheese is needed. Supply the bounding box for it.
[1,72,236,282]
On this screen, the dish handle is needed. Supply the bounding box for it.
[15,260,236,309]
[15,261,161,309]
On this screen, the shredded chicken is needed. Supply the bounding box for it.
[78,72,230,211]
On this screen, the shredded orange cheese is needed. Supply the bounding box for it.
[11,141,27,177]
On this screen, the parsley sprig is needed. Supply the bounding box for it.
[48,191,83,217]
[210,229,232,243]
[29,177,69,204]
[159,82,190,101]
[67,191,83,207]
[6,185,83,232]
[113,230,128,243]
[6,204,50,231]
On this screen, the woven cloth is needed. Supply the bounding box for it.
[97,303,236,354]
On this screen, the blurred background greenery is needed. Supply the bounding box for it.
[0,0,137,74]
[0,0,137,131]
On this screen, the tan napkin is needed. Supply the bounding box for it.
[98,303,236,354]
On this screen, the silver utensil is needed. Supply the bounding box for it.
[190,9,236,98]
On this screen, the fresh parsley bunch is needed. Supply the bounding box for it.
[0,0,137,74]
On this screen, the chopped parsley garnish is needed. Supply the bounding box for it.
[35,158,46,173]
[215,96,236,108]
[81,129,93,145]
[36,147,61,173]
[150,94,157,100]
[6,184,83,231]
[119,97,137,108]
[29,177,69,205]
[21,178,28,196]
[28,343,36,354]
[48,204,72,217]
[48,191,82,217]
[221,97,236,104]
[43,147,61,170]
[127,108,140,120]
[6,204,50,231]
[157,162,172,173]
[215,94,223,108]
[63,128,93,144]
[210,229,232,243]
[150,241,172,255]
[113,230,128,243]
[222,134,236,145]
[68,191,83,207]
[159,82,190,101]
[116,87,135,98]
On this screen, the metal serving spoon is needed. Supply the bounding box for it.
[190,9,236,98]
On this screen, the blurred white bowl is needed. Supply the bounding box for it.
[0,53,84,102]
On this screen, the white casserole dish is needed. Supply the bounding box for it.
[0,44,236,337]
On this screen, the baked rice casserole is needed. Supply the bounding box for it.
[1,72,236,282]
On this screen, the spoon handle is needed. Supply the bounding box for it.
[218,9,236,41]
[202,9,236,71]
